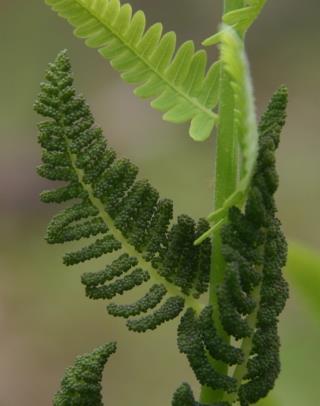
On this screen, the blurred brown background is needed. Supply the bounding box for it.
[0,0,319,405]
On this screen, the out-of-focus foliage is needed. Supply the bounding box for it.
[256,395,279,406]
[287,243,320,319]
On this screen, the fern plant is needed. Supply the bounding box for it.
[35,1,289,405]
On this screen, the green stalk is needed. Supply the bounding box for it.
[199,74,238,405]
[224,0,244,12]
[199,1,243,403]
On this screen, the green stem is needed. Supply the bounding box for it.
[200,62,238,406]
[199,1,244,403]
[224,0,244,13]
[199,15,240,406]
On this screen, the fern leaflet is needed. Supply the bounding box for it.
[44,0,221,142]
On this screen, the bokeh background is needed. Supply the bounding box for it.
[1,0,319,405]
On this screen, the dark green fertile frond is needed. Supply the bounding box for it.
[35,50,210,334]
[106,284,167,318]
[53,342,116,406]
[177,308,237,393]
[176,87,289,405]
[234,87,289,405]
[199,305,244,366]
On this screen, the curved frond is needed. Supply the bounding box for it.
[177,308,237,393]
[44,0,220,141]
[53,342,116,406]
[223,87,289,404]
[35,51,210,335]
[179,88,289,404]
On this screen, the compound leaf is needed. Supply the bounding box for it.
[35,50,210,336]
[45,0,220,141]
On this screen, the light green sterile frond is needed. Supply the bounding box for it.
[203,0,267,46]
[223,0,267,35]
[219,26,258,204]
[44,0,220,141]
[195,25,258,244]
[35,51,210,336]
[53,342,117,406]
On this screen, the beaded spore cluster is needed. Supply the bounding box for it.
[35,51,211,333]
[53,343,116,406]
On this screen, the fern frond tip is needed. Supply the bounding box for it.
[53,342,117,406]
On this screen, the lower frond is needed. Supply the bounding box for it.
[53,342,116,406]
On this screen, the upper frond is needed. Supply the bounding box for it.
[35,50,210,335]
[53,342,117,406]
[44,0,221,141]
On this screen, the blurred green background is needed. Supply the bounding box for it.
[0,1,319,405]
